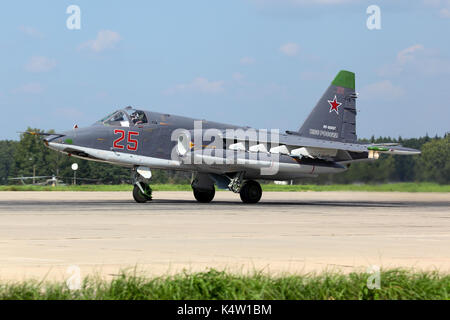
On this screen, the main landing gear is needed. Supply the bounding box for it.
[191,172,263,204]
[132,169,263,204]
[228,172,262,204]
[239,180,262,204]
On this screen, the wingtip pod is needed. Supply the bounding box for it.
[367,145,421,156]
[331,70,355,90]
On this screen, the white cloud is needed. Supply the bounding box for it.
[164,77,225,95]
[24,56,57,73]
[396,44,424,64]
[12,83,44,95]
[423,0,450,18]
[279,43,300,56]
[96,91,109,100]
[19,25,44,38]
[240,57,255,65]
[360,80,405,101]
[379,44,450,76]
[440,7,450,17]
[79,30,122,52]
[232,72,245,81]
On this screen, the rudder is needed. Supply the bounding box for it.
[298,70,357,143]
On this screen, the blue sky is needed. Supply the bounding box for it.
[1,0,449,140]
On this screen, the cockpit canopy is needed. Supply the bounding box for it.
[98,107,148,127]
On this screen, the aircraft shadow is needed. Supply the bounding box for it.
[1,199,448,209]
[149,199,448,208]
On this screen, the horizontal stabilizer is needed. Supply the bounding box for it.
[18,131,65,137]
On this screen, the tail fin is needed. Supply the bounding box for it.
[298,70,357,143]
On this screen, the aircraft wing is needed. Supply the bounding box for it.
[186,129,421,161]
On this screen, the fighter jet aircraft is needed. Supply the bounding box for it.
[41,70,420,203]
[8,175,65,186]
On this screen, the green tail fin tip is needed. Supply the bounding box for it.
[332,70,355,90]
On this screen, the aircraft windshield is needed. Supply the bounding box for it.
[98,108,148,127]
[124,108,148,126]
[100,111,129,127]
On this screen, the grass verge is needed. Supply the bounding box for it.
[0,182,448,192]
[0,268,448,300]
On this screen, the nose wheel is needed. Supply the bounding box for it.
[133,182,152,203]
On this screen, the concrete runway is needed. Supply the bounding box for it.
[0,191,449,281]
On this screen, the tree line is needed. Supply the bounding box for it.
[0,129,448,185]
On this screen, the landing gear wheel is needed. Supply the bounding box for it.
[133,183,152,203]
[193,187,215,203]
[240,180,262,204]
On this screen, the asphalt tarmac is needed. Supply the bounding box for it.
[0,191,449,281]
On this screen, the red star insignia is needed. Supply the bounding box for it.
[328,95,342,115]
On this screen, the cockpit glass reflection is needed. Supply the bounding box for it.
[98,108,148,127]
[101,111,129,127]
[126,109,148,125]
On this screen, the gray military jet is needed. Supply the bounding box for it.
[42,70,420,203]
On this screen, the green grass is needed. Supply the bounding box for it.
[0,182,448,192]
[0,184,188,192]
[0,268,448,300]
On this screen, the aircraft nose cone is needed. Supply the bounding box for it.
[44,133,72,152]
[44,134,61,144]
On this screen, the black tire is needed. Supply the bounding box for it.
[193,187,215,203]
[133,183,152,203]
[240,180,262,204]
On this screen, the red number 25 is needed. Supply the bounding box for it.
[113,129,139,151]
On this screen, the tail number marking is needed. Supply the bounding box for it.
[127,131,139,151]
[113,129,139,151]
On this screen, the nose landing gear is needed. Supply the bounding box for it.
[133,182,152,203]
[132,166,152,203]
